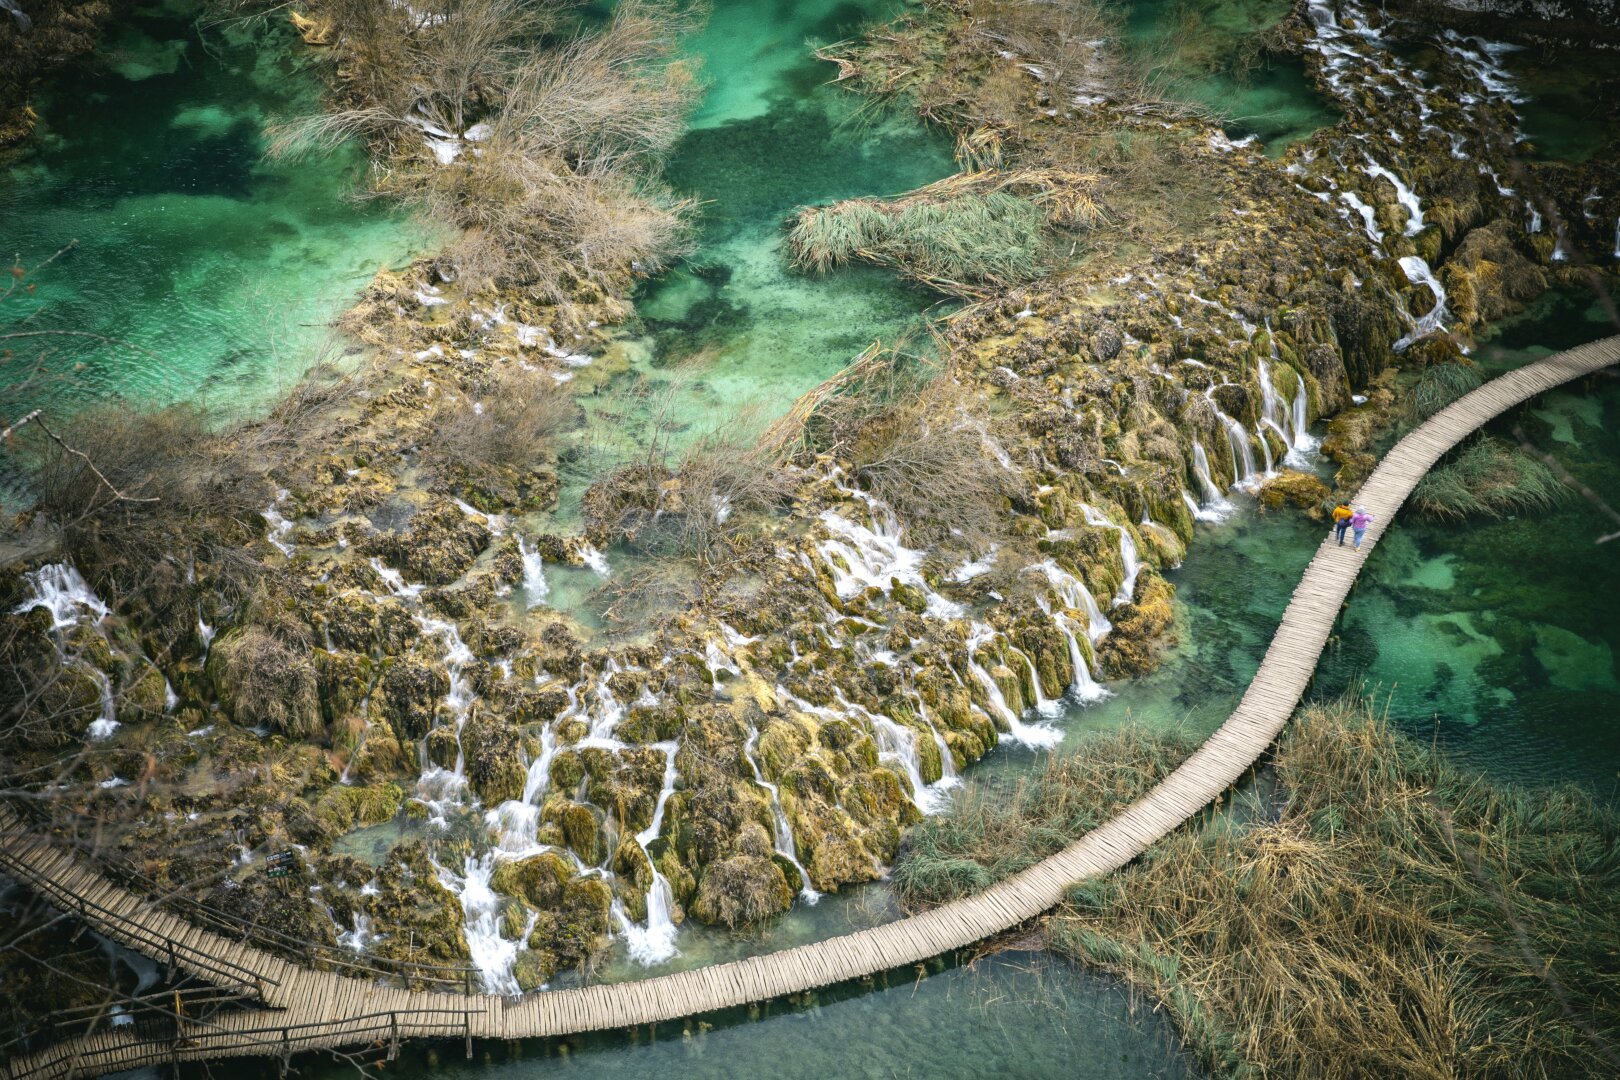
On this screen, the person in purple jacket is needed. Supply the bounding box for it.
[1350,507,1374,549]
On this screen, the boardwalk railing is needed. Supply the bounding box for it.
[3,336,1616,1079]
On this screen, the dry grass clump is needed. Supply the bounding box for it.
[18,402,271,640]
[788,170,1103,298]
[422,364,574,489]
[268,0,703,301]
[891,727,1197,905]
[846,376,1018,548]
[583,417,790,561]
[1411,436,1567,521]
[1049,699,1620,1079]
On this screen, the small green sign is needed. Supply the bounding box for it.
[266,849,297,879]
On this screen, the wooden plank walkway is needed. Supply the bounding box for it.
[5,336,1617,1079]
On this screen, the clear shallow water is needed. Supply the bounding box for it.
[1122,0,1339,155]
[1,2,431,416]
[1314,285,1620,794]
[264,952,1197,1080]
[555,0,957,517]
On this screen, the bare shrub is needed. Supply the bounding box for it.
[425,365,574,477]
[269,0,705,299]
[816,365,1016,548]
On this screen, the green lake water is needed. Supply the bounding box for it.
[556,0,957,519]
[250,951,1196,1080]
[0,2,432,418]
[1122,0,1339,155]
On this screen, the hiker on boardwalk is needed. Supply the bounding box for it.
[1350,507,1374,549]
[1332,501,1353,545]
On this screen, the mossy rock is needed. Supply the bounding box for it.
[1258,470,1331,515]
[313,649,371,726]
[314,782,405,833]
[490,852,573,909]
[690,855,793,929]
[544,799,603,865]
[461,714,525,804]
[207,626,322,740]
[422,726,460,772]
[549,749,585,794]
[379,660,447,749]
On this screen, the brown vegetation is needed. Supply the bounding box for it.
[266,0,705,303]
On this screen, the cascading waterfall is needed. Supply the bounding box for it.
[1289,372,1319,460]
[437,852,531,994]
[579,543,611,576]
[1029,560,1110,642]
[13,563,122,740]
[262,489,296,556]
[614,741,681,964]
[816,506,962,619]
[964,623,1062,749]
[517,537,548,607]
[838,691,953,814]
[1219,411,1260,490]
[742,730,820,902]
[1190,439,1232,515]
[413,614,476,823]
[1394,254,1449,349]
[1079,505,1141,606]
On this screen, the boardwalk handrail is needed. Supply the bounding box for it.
[3,1008,476,1080]
[0,800,482,993]
[4,336,1617,1079]
[0,839,276,999]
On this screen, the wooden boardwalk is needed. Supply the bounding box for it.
[5,336,1617,1079]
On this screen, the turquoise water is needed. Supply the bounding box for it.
[555,0,957,514]
[1313,285,1620,792]
[0,3,431,416]
[1122,0,1339,155]
[265,952,1197,1080]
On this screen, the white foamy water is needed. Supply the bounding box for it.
[13,563,109,630]
[965,623,1062,749]
[816,505,961,619]
[517,537,548,607]
[743,728,820,902]
[579,543,611,577]
[1080,505,1141,606]
[1394,254,1449,349]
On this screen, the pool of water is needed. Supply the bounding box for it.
[552,0,958,519]
[264,951,1198,1080]
[1312,283,1620,793]
[1122,0,1340,155]
[0,1,432,417]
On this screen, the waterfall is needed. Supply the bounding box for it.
[1394,255,1448,349]
[1363,161,1424,236]
[13,563,110,629]
[1190,439,1231,515]
[816,507,961,618]
[486,725,557,855]
[743,730,820,902]
[965,623,1061,749]
[579,543,611,576]
[413,615,476,822]
[15,563,121,740]
[1028,559,1111,642]
[1052,612,1107,702]
[1289,373,1319,460]
[370,557,425,599]
[1080,504,1141,605]
[262,489,296,556]
[517,537,548,607]
[436,852,528,994]
[1219,412,1260,490]
[618,741,680,964]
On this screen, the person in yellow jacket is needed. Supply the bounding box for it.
[1332,502,1353,545]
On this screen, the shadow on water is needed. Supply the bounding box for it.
[249,952,1199,1080]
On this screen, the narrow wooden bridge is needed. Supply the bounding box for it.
[5,336,1617,1079]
